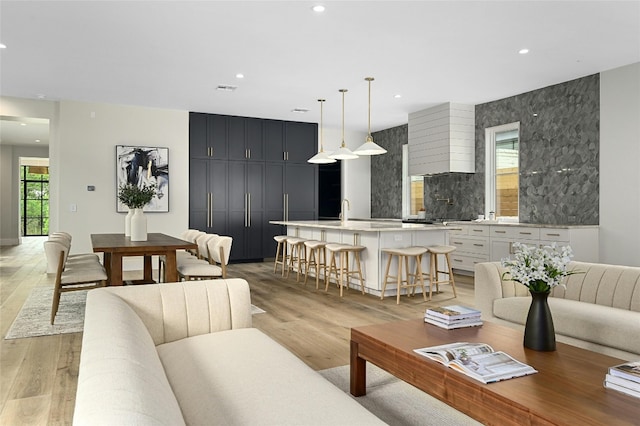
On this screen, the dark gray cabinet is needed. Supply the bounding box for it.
[264,120,317,163]
[263,162,317,256]
[189,158,228,235]
[228,117,265,161]
[190,112,317,261]
[228,161,264,261]
[190,113,228,159]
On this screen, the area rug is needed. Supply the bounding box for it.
[4,287,87,340]
[5,287,266,340]
[318,364,481,426]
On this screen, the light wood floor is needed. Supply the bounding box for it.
[0,237,475,425]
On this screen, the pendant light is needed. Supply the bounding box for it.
[308,99,336,164]
[329,89,358,160]
[354,77,387,156]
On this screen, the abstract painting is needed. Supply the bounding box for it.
[116,145,169,212]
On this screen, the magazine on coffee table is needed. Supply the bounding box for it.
[414,342,537,384]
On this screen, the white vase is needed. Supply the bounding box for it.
[130,208,148,241]
[125,208,134,236]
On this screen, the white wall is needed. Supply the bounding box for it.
[55,100,189,259]
[600,62,640,266]
[321,127,371,219]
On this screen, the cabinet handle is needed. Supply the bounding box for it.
[286,194,289,221]
[494,230,506,234]
[283,151,287,161]
[453,259,463,262]
[473,243,484,247]
[546,233,561,237]
[248,149,251,159]
[207,193,211,228]
[452,241,463,245]
[248,193,251,227]
[471,229,483,232]
[244,193,248,227]
[208,193,214,228]
[283,194,287,221]
[519,232,532,235]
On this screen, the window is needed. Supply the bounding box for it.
[21,165,49,236]
[485,122,519,220]
[402,144,425,217]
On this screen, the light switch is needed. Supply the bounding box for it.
[70,204,77,212]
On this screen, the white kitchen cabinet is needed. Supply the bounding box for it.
[448,224,490,272]
[447,223,599,272]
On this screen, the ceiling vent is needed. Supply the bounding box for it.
[216,84,238,92]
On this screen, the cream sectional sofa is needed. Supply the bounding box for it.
[73,279,384,425]
[475,261,640,360]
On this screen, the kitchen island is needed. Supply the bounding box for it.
[269,220,456,297]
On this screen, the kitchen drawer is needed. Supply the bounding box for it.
[450,253,489,272]
[448,224,468,235]
[490,226,540,240]
[539,228,570,242]
[467,225,490,237]
[449,236,489,255]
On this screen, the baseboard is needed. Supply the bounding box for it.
[0,238,20,246]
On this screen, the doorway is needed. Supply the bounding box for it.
[20,159,50,236]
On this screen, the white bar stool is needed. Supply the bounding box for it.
[427,245,458,300]
[304,240,328,289]
[273,235,288,276]
[381,247,429,304]
[325,243,366,297]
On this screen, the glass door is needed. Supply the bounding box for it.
[21,165,49,236]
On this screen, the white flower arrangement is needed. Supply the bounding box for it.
[501,242,579,293]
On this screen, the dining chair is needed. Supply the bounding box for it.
[45,240,107,324]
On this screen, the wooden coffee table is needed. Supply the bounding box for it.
[351,319,639,426]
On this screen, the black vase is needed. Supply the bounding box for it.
[524,290,556,351]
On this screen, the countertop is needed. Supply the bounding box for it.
[269,220,453,232]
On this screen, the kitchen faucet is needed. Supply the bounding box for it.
[340,198,350,223]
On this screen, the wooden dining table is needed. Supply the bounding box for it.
[91,233,197,286]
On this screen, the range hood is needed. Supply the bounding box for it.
[408,102,475,175]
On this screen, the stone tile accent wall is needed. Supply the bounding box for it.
[370,74,600,225]
[371,124,406,218]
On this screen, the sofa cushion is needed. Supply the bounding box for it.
[157,328,385,426]
[493,296,640,354]
[74,290,185,426]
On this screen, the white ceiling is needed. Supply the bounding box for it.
[1,0,639,144]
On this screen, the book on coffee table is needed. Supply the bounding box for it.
[414,342,537,384]
[426,305,481,321]
[609,361,640,384]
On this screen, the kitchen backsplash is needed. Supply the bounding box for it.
[371,73,600,225]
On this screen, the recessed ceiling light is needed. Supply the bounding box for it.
[235,73,244,79]
[20,123,26,126]
[35,139,41,143]
[394,94,402,99]
[36,94,46,99]
[519,48,530,55]
[312,5,325,13]
[0,43,6,49]
[291,108,309,114]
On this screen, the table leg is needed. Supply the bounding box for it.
[143,255,153,282]
[164,251,178,283]
[103,252,112,285]
[350,340,367,396]
[111,254,124,286]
